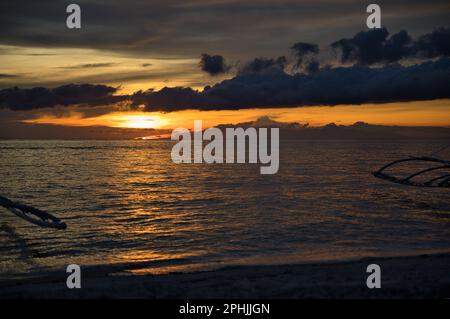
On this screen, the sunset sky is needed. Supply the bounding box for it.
[1,0,449,138]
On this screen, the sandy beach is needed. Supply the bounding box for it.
[1,252,449,299]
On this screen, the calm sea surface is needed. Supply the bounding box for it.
[0,140,449,279]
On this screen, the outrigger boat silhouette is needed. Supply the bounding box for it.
[0,195,66,230]
[373,156,450,188]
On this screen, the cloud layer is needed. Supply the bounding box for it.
[332,27,450,65]
[0,84,125,110]
[130,58,450,111]
[200,54,230,76]
[1,0,449,59]
[2,57,450,112]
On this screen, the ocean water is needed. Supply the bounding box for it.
[0,139,449,279]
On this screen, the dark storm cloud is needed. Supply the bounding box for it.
[239,56,287,74]
[291,42,319,70]
[416,27,450,58]
[3,57,450,112]
[331,28,413,65]
[331,27,450,65]
[199,54,230,76]
[131,87,209,112]
[0,84,126,110]
[130,58,450,111]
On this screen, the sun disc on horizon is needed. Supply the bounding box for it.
[112,114,167,129]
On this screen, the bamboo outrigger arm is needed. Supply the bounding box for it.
[372,156,450,188]
[0,195,67,230]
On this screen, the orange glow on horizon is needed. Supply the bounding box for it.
[22,99,450,129]
[23,112,170,129]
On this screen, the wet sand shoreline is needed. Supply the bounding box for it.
[1,252,449,298]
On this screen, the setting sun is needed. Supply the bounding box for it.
[109,114,167,129]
